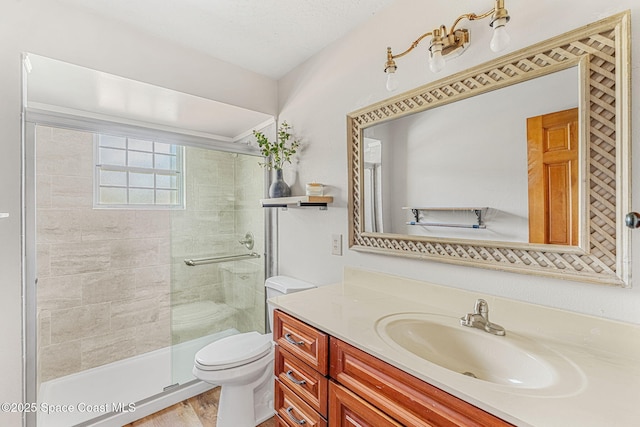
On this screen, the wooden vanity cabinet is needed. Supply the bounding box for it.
[273,309,329,374]
[330,338,513,427]
[273,310,329,426]
[273,309,512,427]
[275,379,327,427]
[274,415,288,427]
[275,346,329,416]
[329,381,402,427]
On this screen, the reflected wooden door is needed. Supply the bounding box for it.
[527,108,579,245]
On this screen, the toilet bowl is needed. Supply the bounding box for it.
[193,332,274,426]
[192,276,316,427]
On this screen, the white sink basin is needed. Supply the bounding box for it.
[376,312,585,395]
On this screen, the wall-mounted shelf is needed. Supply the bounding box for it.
[403,207,488,229]
[261,196,333,210]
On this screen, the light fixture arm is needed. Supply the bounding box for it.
[390,30,434,61]
[385,30,434,73]
[384,0,510,85]
[450,9,495,33]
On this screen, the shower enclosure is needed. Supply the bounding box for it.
[27,123,270,426]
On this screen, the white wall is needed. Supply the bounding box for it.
[276,0,640,324]
[0,0,277,424]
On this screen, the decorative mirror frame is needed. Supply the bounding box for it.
[347,12,631,286]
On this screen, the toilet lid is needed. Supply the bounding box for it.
[194,331,273,371]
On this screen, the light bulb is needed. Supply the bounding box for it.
[490,17,510,52]
[385,71,399,92]
[429,46,446,73]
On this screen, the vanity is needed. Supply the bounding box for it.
[269,268,640,426]
[272,309,509,426]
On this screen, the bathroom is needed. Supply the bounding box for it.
[2,0,640,426]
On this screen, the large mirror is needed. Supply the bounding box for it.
[362,66,580,245]
[348,12,631,286]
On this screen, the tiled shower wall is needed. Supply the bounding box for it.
[36,125,264,384]
[169,148,265,343]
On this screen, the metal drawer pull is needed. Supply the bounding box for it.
[284,333,304,346]
[286,406,307,425]
[286,370,307,385]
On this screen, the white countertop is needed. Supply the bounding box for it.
[269,268,640,427]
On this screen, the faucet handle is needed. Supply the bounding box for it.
[460,313,472,326]
[474,299,488,315]
[238,231,255,250]
[461,299,506,336]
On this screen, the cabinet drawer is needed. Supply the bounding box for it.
[273,310,329,375]
[276,346,328,416]
[275,415,289,427]
[275,379,327,427]
[330,338,513,427]
[329,381,402,427]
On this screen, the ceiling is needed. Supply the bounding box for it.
[56,0,395,79]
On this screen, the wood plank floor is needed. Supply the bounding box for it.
[123,387,276,427]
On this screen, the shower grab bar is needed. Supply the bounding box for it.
[184,252,260,266]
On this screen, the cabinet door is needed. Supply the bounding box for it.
[276,346,329,416]
[329,381,402,427]
[274,310,329,375]
[275,379,327,427]
[330,338,513,427]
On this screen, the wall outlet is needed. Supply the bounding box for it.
[331,234,343,256]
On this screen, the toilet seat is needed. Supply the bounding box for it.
[194,331,273,371]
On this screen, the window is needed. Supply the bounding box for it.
[94,134,184,208]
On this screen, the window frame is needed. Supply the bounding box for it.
[93,134,186,209]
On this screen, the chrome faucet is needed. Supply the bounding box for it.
[460,299,506,336]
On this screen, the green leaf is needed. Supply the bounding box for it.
[251,121,302,170]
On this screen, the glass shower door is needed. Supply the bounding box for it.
[169,145,266,386]
[30,124,270,426]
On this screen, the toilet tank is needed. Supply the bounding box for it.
[265,276,316,332]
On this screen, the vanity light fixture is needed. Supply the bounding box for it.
[384,0,510,91]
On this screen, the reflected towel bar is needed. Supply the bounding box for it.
[184,252,261,266]
[406,221,486,229]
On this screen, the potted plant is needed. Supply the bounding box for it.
[253,121,300,198]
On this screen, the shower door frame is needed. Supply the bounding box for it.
[22,109,277,427]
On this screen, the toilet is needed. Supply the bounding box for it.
[192,275,316,427]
